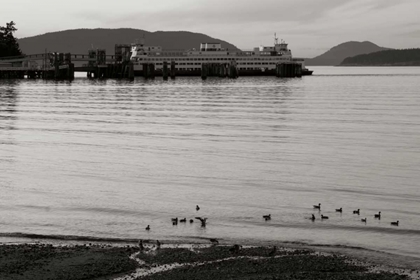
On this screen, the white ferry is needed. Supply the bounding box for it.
[129,35,312,76]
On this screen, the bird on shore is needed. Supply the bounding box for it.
[353,209,360,215]
[391,221,399,226]
[263,214,271,221]
[195,217,207,227]
[179,218,187,223]
[361,218,367,223]
[310,214,316,221]
[321,214,329,220]
[138,239,145,250]
[313,203,321,210]
[335,208,343,213]
[156,240,161,249]
[268,246,277,256]
[196,205,200,211]
[145,225,150,231]
[209,238,219,245]
[374,212,381,219]
[229,244,242,253]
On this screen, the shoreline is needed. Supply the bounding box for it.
[1,237,419,279]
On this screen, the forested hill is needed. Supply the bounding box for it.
[18,29,240,55]
[340,49,420,66]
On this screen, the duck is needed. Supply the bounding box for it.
[145,225,150,231]
[313,203,321,210]
[361,218,367,223]
[179,218,187,223]
[353,209,360,215]
[263,214,271,221]
[335,208,342,213]
[374,212,381,219]
[321,214,329,220]
[196,205,200,211]
[189,219,194,223]
[195,217,207,227]
[209,238,219,245]
[391,221,399,226]
[310,214,316,221]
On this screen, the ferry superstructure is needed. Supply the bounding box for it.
[129,35,311,76]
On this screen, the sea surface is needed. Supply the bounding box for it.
[1,67,419,261]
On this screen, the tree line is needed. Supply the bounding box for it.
[341,49,420,66]
[0,21,23,58]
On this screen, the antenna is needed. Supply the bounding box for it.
[274,33,278,45]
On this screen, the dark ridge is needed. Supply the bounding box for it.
[341,48,420,66]
[306,41,391,66]
[17,28,240,55]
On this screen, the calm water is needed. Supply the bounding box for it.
[1,67,420,260]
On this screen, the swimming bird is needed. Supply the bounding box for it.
[263,214,271,221]
[335,208,342,213]
[209,238,219,245]
[313,203,321,210]
[145,225,150,231]
[361,218,367,223]
[268,246,277,256]
[321,214,329,220]
[391,221,399,226]
[179,218,187,223]
[195,217,207,227]
[138,239,144,250]
[196,205,200,211]
[229,244,242,253]
[353,209,360,215]
[374,212,381,219]
[156,240,161,249]
[189,219,194,223]
[310,214,316,221]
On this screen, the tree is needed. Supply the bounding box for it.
[0,21,23,57]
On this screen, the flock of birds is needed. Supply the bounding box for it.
[303,203,400,226]
[144,205,208,232]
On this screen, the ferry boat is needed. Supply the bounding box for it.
[129,35,313,76]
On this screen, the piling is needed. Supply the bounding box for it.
[170,61,176,79]
[163,61,168,80]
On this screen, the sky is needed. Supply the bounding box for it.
[2,0,420,57]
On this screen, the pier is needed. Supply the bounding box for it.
[0,44,304,80]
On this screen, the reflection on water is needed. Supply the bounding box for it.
[0,67,420,261]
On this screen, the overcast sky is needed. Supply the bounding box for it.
[2,0,419,57]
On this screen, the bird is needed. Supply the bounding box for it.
[310,214,316,221]
[353,209,360,215]
[145,225,150,231]
[268,246,277,256]
[361,218,367,223]
[391,221,399,226]
[172,218,178,225]
[195,217,207,227]
[335,208,342,213]
[321,214,329,220]
[138,239,144,250]
[189,219,194,223]
[229,244,242,253]
[179,218,187,223]
[313,203,321,210]
[196,205,200,211]
[156,240,161,249]
[209,238,219,245]
[263,214,271,221]
[374,212,381,219]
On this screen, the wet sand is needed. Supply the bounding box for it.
[1,240,419,280]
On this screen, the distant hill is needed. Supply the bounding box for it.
[341,49,420,66]
[18,28,240,55]
[306,41,390,66]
